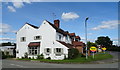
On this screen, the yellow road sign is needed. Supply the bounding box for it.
[90,46,97,52]
[102,47,107,51]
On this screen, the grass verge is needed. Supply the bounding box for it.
[17,52,113,64]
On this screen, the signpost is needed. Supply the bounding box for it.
[102,47,107,53]
[90,46,97,59]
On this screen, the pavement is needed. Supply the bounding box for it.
[1,51,119,68]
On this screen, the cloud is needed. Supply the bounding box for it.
[0,37,16,41]
[88,33,93,36]
[7,6,16,12]
[13,2,24,8]
[0,23,17,35]
[91,20,118,30]
[61,12,79,21]
[0,23,11,34]
[6,0,32,12]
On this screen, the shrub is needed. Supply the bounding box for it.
[46,57,51,60]
[68,48,79,59]
[37,55,41,59]
[32,57,34,59]
[64,54,67,60]
[28,57,31,59]
[79,53,86,57]
[21,57,24,59]
[2,52,7,59]
[24,52,28,58]
[6,52,9,56]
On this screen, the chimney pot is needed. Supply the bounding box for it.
[54,20,60,28]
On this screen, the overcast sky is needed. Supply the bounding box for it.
[1,2,119,45]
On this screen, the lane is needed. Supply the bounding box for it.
[2,59,119,68]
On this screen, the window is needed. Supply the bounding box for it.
[59,35,61,40]
[28,47,40,55]
[34,36,41,40]
[20,37,26,42]
[44,48,51,54]
[55,48,63,54]
[66,36,68,41]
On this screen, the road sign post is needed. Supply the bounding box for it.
[93,52,94,59]
[102,47,107,53]
[90,46,97,59]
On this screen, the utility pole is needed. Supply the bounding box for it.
[85,17,89,59]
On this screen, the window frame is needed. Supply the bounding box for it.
[34,36,42,40]
[28,46,40,55]
[44,48,51,54]
[20,37,26,42]
[54,48,63,54]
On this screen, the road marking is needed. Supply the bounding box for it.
[10,64,24,68]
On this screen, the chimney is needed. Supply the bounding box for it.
[54,20,60,28]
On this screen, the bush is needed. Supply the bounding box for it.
[79,53,86,57]
[2,52,7,59]
[37,55,41,59]
[68,48,79,59]
[28,57,31,59]
[46,57,51,60]
[21,57,24,59]
[37,54,44,59]
[32,57,34,59]
[64,54,67,60]
[24,52,28,58]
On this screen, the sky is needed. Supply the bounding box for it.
[1,2,119,45]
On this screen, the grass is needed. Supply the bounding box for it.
[17,52,113,63]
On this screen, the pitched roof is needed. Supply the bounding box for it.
[46,20,68,36]
[69,33,76,37]
[57,41,73,48]
[72,41,85,47]
[75,36,81,40]
[26,23,39,29]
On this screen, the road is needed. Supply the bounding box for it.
[1,51,119,68]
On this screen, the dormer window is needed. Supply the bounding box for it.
[59,35,61,41]
[66,36,68,41]
[34,36,42,40]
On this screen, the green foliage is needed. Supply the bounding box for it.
[64,54,67,60]
[68,48,79,59]
[24,52,28,58]
[2,52,7,59]
[95,36,113,48]
[18,53,113,63]
[32,57,34,59]
[6,52,9,56]
[79,53,86,57]
[1,42,16,46]
[28,57,31,59]
[46,57,51,60]
[37,54,44,59]
[1,51,14,59]
[87,41,97,49]
[22,57,24,59]
[107,46,120,52]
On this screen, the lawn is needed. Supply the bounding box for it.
[18,52,113,63]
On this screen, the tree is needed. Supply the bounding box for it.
[95,36,113,48]
[87,41,97,49]
[68,48,79,59]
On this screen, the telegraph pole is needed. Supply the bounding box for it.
[85,17,89,59]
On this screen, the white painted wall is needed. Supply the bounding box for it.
[16,20,70,60]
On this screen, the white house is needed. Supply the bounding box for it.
[16,20,83,60]
[0,46,15,56]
